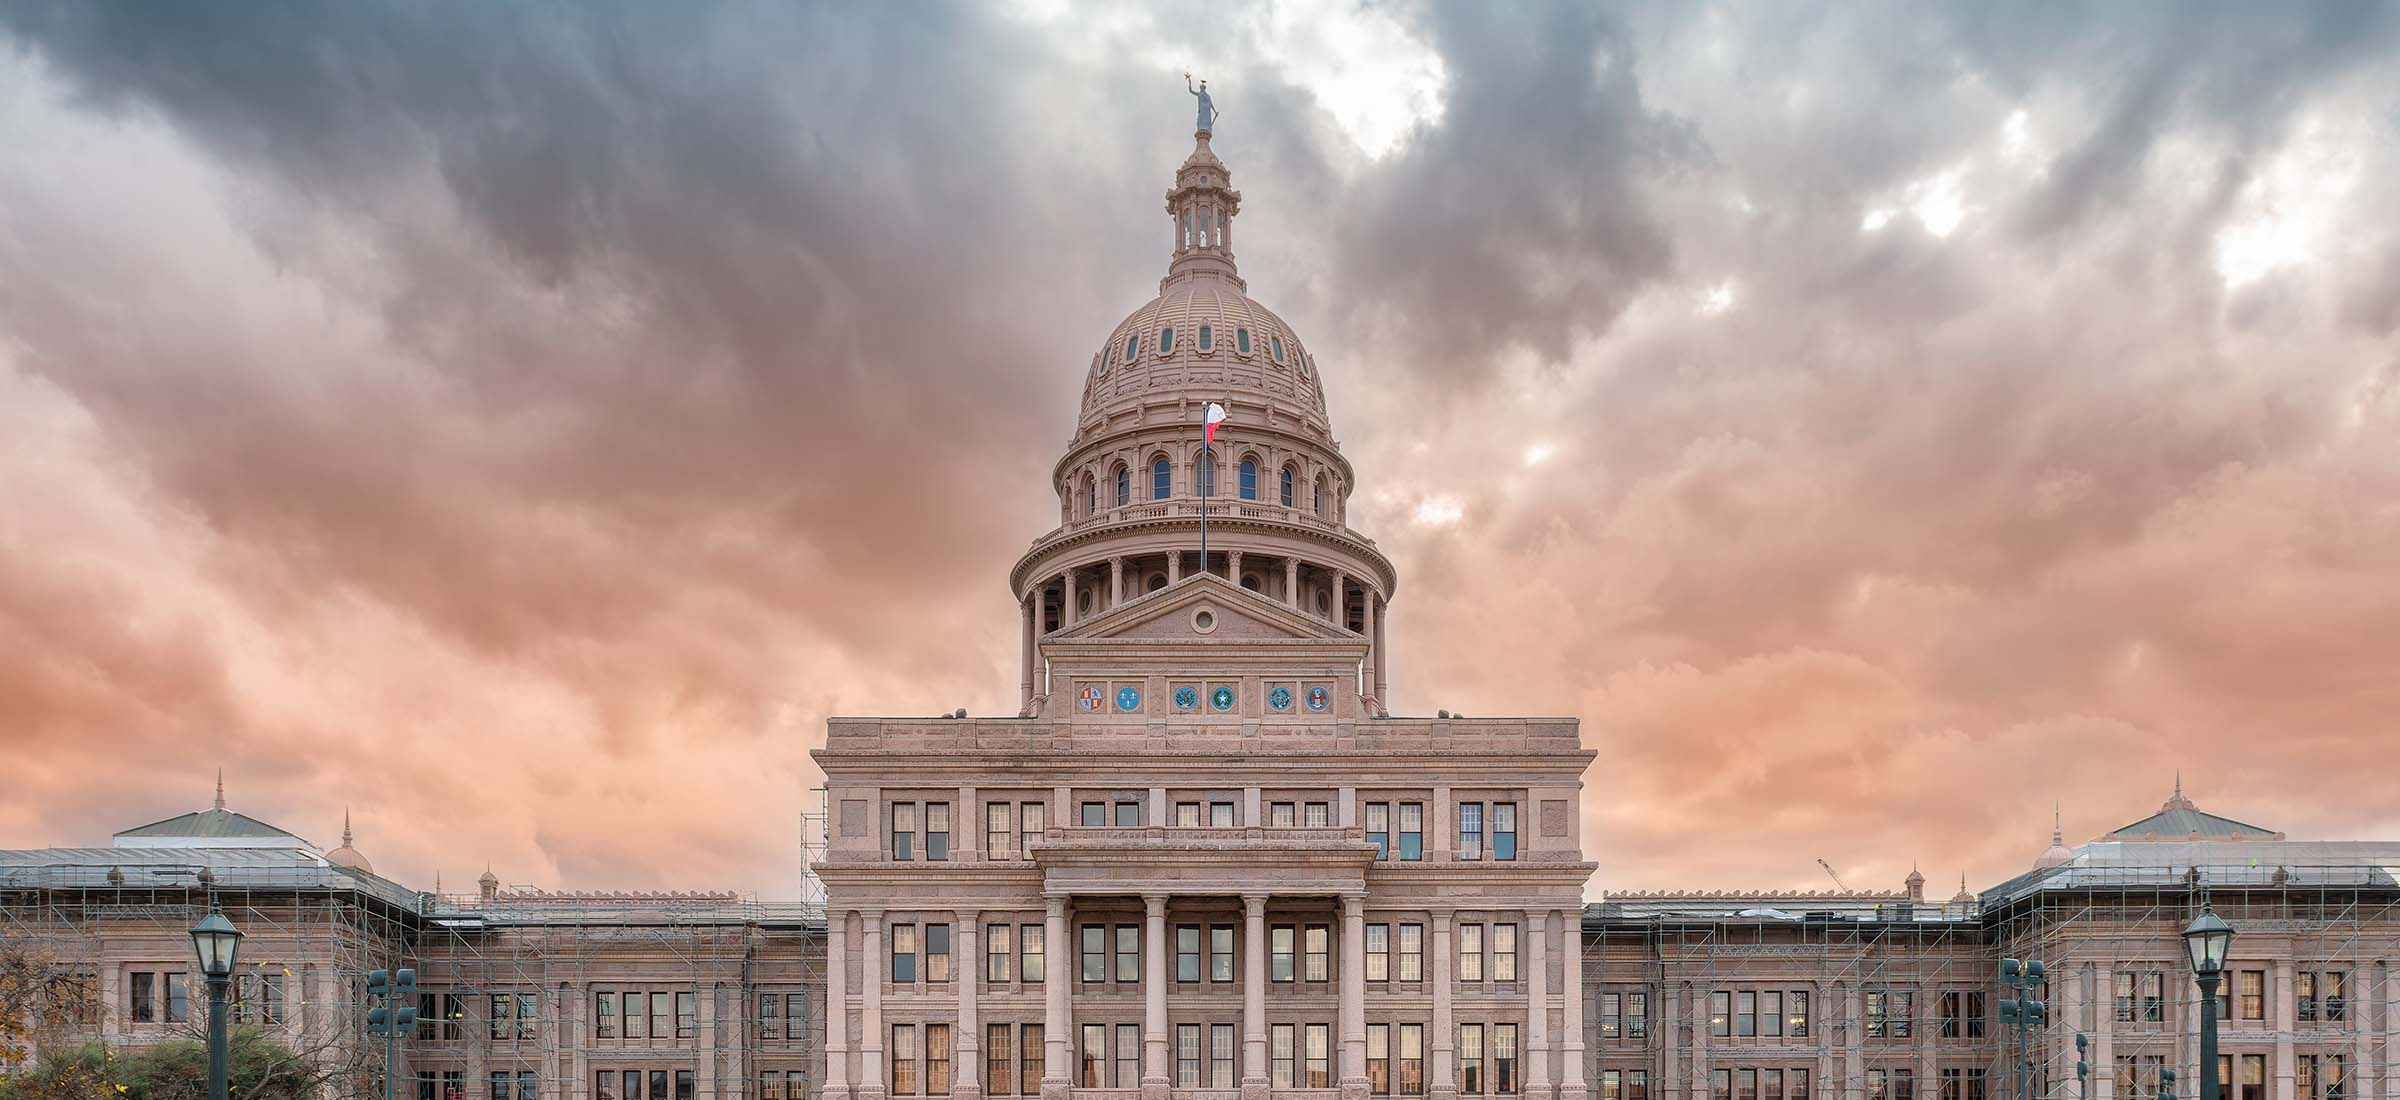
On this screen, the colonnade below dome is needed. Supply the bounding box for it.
[1018,548,1391,713]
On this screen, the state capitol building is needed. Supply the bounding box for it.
[6,101,2398,1100]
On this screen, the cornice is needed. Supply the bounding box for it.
[1010,516,1397,595]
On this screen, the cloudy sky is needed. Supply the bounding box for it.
[3,2,2397,901]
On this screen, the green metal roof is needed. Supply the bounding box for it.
[114,807,300,840]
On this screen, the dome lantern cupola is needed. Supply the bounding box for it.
[1163,133,1244,289]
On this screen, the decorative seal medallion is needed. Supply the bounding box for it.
[1306,686,1330,711]
[1210,686,1236,711]
[1116,686,1142,712]
[1079,685,1104,711]
[1174,686,1198,711]
[1268,686,1293,711]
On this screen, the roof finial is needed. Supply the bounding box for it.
[2174,770,2183,800]
[2052,802,2064,844]
[214,768,226,811]
[342,807,354,847]
[1185,72,1217,135]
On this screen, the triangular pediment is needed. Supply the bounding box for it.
[1055,573,1358,644]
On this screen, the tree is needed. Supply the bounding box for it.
[109,1028,322,1100]
[0,937,113,1100]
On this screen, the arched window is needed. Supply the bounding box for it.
[1094,352,1105,377]
[1239,457,1258,500]
[1194,448,1217,497]
[1236,328,1251,355]
[1314,474,1329,518]
[1182,210,1193,248]
[1114,464,1130,507]
[1151,457,1171,500]
[1271,335,1285,362]
[1148,574,1168,593]
[1080,473,1096,517]
[1200,209,1213,246]
[1280,465,1295,507]
[1159,328,1174,354]
[1124,334,1140,363]
[1198,325,1213,351]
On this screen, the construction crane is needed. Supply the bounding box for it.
[1817,858,1851,891]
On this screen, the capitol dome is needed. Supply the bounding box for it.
[325,809,373,875]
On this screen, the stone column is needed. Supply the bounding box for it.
[1693,983,1712,1100]
[2276,960,2296,1100]
[1359,591,1377,696]
[1169,552,1183,585]
[959,913,984,1100]
[1022,593,1037,711]
[1840,985,1861,1100]
[959,787,979,861]
[1284,558,1300,607]
[1529,910,1553,1099]
[2093,971,2114,1100]
[1062,570,1077,627]
[1044,898,1071,1100]
[1660,980,1680,1100]
[1330,570,1347,624]
[1373,596,1390,705]
[1230,550,1244,585]
[861,912,887,1100]
[1341,896,1369,1100]
[1145,895,1172,1100]
[1243,895,1271,1100]
[828,910,851,1099]
[1432,910,1458,1100]
[1112,558,1125,606]
[2349,958,2372,1100]
[699,982,719,1097]
[1562,911,1588,1100]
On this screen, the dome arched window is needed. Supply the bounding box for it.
[1271,335,1285,362]
[1198,325,1213,351]
[1314,474,1330,518]
[1124,334,1140,363]
[1151,456,1171,500]
[1079,473,1096,518]
[1239,457,1258,500]
[1094,353,1105,377]
[1113,464,1130,507]
[1280,465,1295,507]
[1159,328,1174,354]
[1236,328,1251,355]
[1194,447,1217,497]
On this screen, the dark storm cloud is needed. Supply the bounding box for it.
[2,1,2397,897]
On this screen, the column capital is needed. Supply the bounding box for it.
[957,908,981,926]
[1431,907,1456,930]
[1046,896,1069,918]
[1341,895,1365,918]
[1243,893,1270,916]
[859,906,887,922]
[1144,894,1171,916]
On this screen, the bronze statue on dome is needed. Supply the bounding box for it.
[1185,72,1216,134]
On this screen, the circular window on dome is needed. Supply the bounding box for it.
[1191,607,1217,634]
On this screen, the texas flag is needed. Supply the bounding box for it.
[1204,402,1228,446]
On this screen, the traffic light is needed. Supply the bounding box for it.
[2002,958,2023,981]
[367,969,390,997]
[2076,1032,2089,1082]
[367,1005,391,1035]
[2000,999,2019,1024]
[2028,999,2049,1027]
[395,969,418,996]
[395,1003,419,1035]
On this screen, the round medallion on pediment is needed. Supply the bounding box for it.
[1174,686,1198,711]
[1211,686,1235,711]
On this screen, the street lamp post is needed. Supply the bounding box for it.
[189,904,245,1100]
[2183,906,2235,1100]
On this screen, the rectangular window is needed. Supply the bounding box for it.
[1786,990,1806,1038]
[1305,925,1331,982]
[786,992,806,1041]
[625,992,644,1039]
[1367,1023,1391,1095]
[165,974,189,1023]
[1737,1068,1757,1100]
[1210,926,1234,982]
[2142,971,2164,1022]
[1306,1023,1331,1087]
[2299,972,2318,1022]
[987,802,1012,858]
[1792,1070,1809,1100]
[491,993,513,1040]
[518,992,538,1041]
[926,924,952,983]
[927,1023,952,1095]
[1459,925,1485,981]
[1022,1024,1045,1096]
[1398,803,1425,860]
[1272,1024,1296,1088]
[1459,802,1484,859]
[1630,1071,1651,1100]
[1711,991,1731,1038]
[893,924,920,983]
[1080,801,1105,827]
[518,1073,536,1100]
[674,1072,691,1100]
[1494,1024,1518,1095]
[1765,1070,1783,1100]
[1022,924,1044,983]
[892,803,917,860]
[1367,803,1391,860]
[926,803,950,861]
[1211,1024,1237,1088]
[1737,991,1757,1037]
[260,972,284,1025]
[1398,1023,1425,1096]
[2324,971,2348,1021]
[1493,924,1518,982]
[1080,925,1105,982]
[491,1072,512,1100]
[1176,802,1201,827]
[1304,802,1331,827]
[757,992,779,1041]
[1871,1070,1889,1100]
[1460,1024,1484,1094]
[1600,992,1621,1040]
[757,1073,778,1100]
[673,991,694,1040]
[2115,972,2136,1023]
[1177,926,1202,982]
[1942,990,1985,1039]
[2240,970,2266,1020]
[1115,1025,1140,1090]
[1021,801,1045,852]
[651,1071,668,1100]
[1176,1024,1201,1088]
[1115,925,1141,982]
[988,924,1011,983]
[892,1025,919,1095]
[131,972,156,1023]
[1603,1071,1622,1100]
[1398,924,1425,982]
[1367,924,1391,981]
[597,992,617,1038]
[1492,799,1518,857]
[1114,801,1141,827]
[1272,926,1296,982]
[1271,802,1297,827]
[1210,802,1236,827]
[2242,1055,2266,1100]
[1895,1070,1915,1100]
[1762,990,1783,1037]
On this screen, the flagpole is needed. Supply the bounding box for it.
[1199,410,1209,579]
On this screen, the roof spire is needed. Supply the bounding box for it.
[2052,802,2064,845]
[2164,771,2196,811]
[342,807,354,847]
[214,768,226,811]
